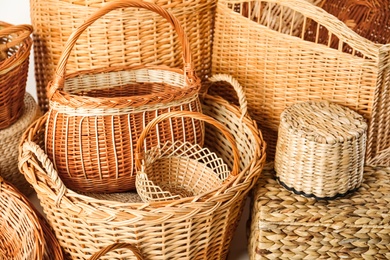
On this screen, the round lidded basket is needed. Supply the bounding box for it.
[45,1,204,193]
[135,111,240,202]
[274,100,367,199]
[0,22,33,129]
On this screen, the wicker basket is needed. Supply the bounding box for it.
[274,101,367,199]
[0,92,41,196]
[248,165,390,259]
[0,22,33,129]
[212,0,390,165]
[45,1,204,193]
[135,111,239,202]
[89,243,143,260]
[18,75,267,259]
[0,176,63,260]
[30,0,216,112]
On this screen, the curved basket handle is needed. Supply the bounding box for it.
[47,0,195,100]
[135,110,240,177]
[206,74,248,121]
[0,24,33,51]
[88,243,144,260]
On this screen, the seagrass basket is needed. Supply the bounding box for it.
[30,0,216,112]
[19,74,267,259]
[212,0,390,165]
[45,1,204,193]
[135,111,239,202]
[0,92,40,196]
[0,22,33,129]
[0,176,63,260]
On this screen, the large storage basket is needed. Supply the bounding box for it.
[212,0,390,165]
[30,0,216,112]
[45,1,204,193]
[19,75,267,259]
[0,175,63,260]
[0,22,33,129]
[0,92,40,196]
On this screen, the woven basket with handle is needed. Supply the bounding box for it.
[19,74,266,260]
[212,0,390,165]
[45,0,204,193]
[0,22,32,129]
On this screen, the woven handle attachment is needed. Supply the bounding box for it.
[0,23,33,51]
[88,243,144,260]
[47,0,194,100]
[135,110,240,177]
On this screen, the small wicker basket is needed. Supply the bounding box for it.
[0,22,33,129]
[135,111,240,202]
[45,0,204,193]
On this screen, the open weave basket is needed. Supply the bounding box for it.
[45,0,204,193]
[212,0,390,165]
[30,0,216,112]
[0,22,33,129]
[135,111,240,202]
[0,176,63,260]
[19,75,266,259]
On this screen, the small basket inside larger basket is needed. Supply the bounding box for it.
[135,111,240,202]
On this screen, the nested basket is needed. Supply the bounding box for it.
[0,22,33,129]
[0,175,63,260]
[18,74,267,259]
[135,111,240,202]
[30,0,216,112]
[45,1,204,193]
[212,0,390,165]
[0,92,41,196]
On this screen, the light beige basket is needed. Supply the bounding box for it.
[18,75,267,259]
[135,111,239,202]
[30,0,216,112]
[212,0,390,165]
[0,92,40,196]
[274,100,367,199]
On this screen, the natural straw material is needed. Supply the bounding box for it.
[249,165,390,259]
[45,0,204,193]
[212,0,390,165]
[30,0,215,112]
[89,243,144,260]
[0,93,40,196]
[135,111,239,202]
[0,176,63,260]
[19,75,266,259]
[274,101,367,199]
[0,22,33,129]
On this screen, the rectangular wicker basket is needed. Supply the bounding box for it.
[248,165,390,259]
[212,0,390,165]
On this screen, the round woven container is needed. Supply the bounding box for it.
[0,92,40,196]
[274,100,367,199]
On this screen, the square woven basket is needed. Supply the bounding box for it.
[248,165,390,259]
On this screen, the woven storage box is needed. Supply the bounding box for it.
[274,101,367,199]
[248,165,390,259]
[212,0,390,165]
[30,0,215,112]
[45,1,204,193]
[135,111,239,202]
[0,176,63,260]
[18,75,267,259]
[0,92,40,196]
[0,22,33,129]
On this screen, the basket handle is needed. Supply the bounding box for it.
[0,24,33,51]
[135,111,240,177]
[47,0,195,100]
[88,243,144,260]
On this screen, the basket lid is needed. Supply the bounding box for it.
[280,100,367,144]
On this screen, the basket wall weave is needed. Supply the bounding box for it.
[30,0,216,112]
[18,78,267,259]
[0,92,40,196]
[248,165,390,259]
[212,0,390,165]
[0,21,33,129]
